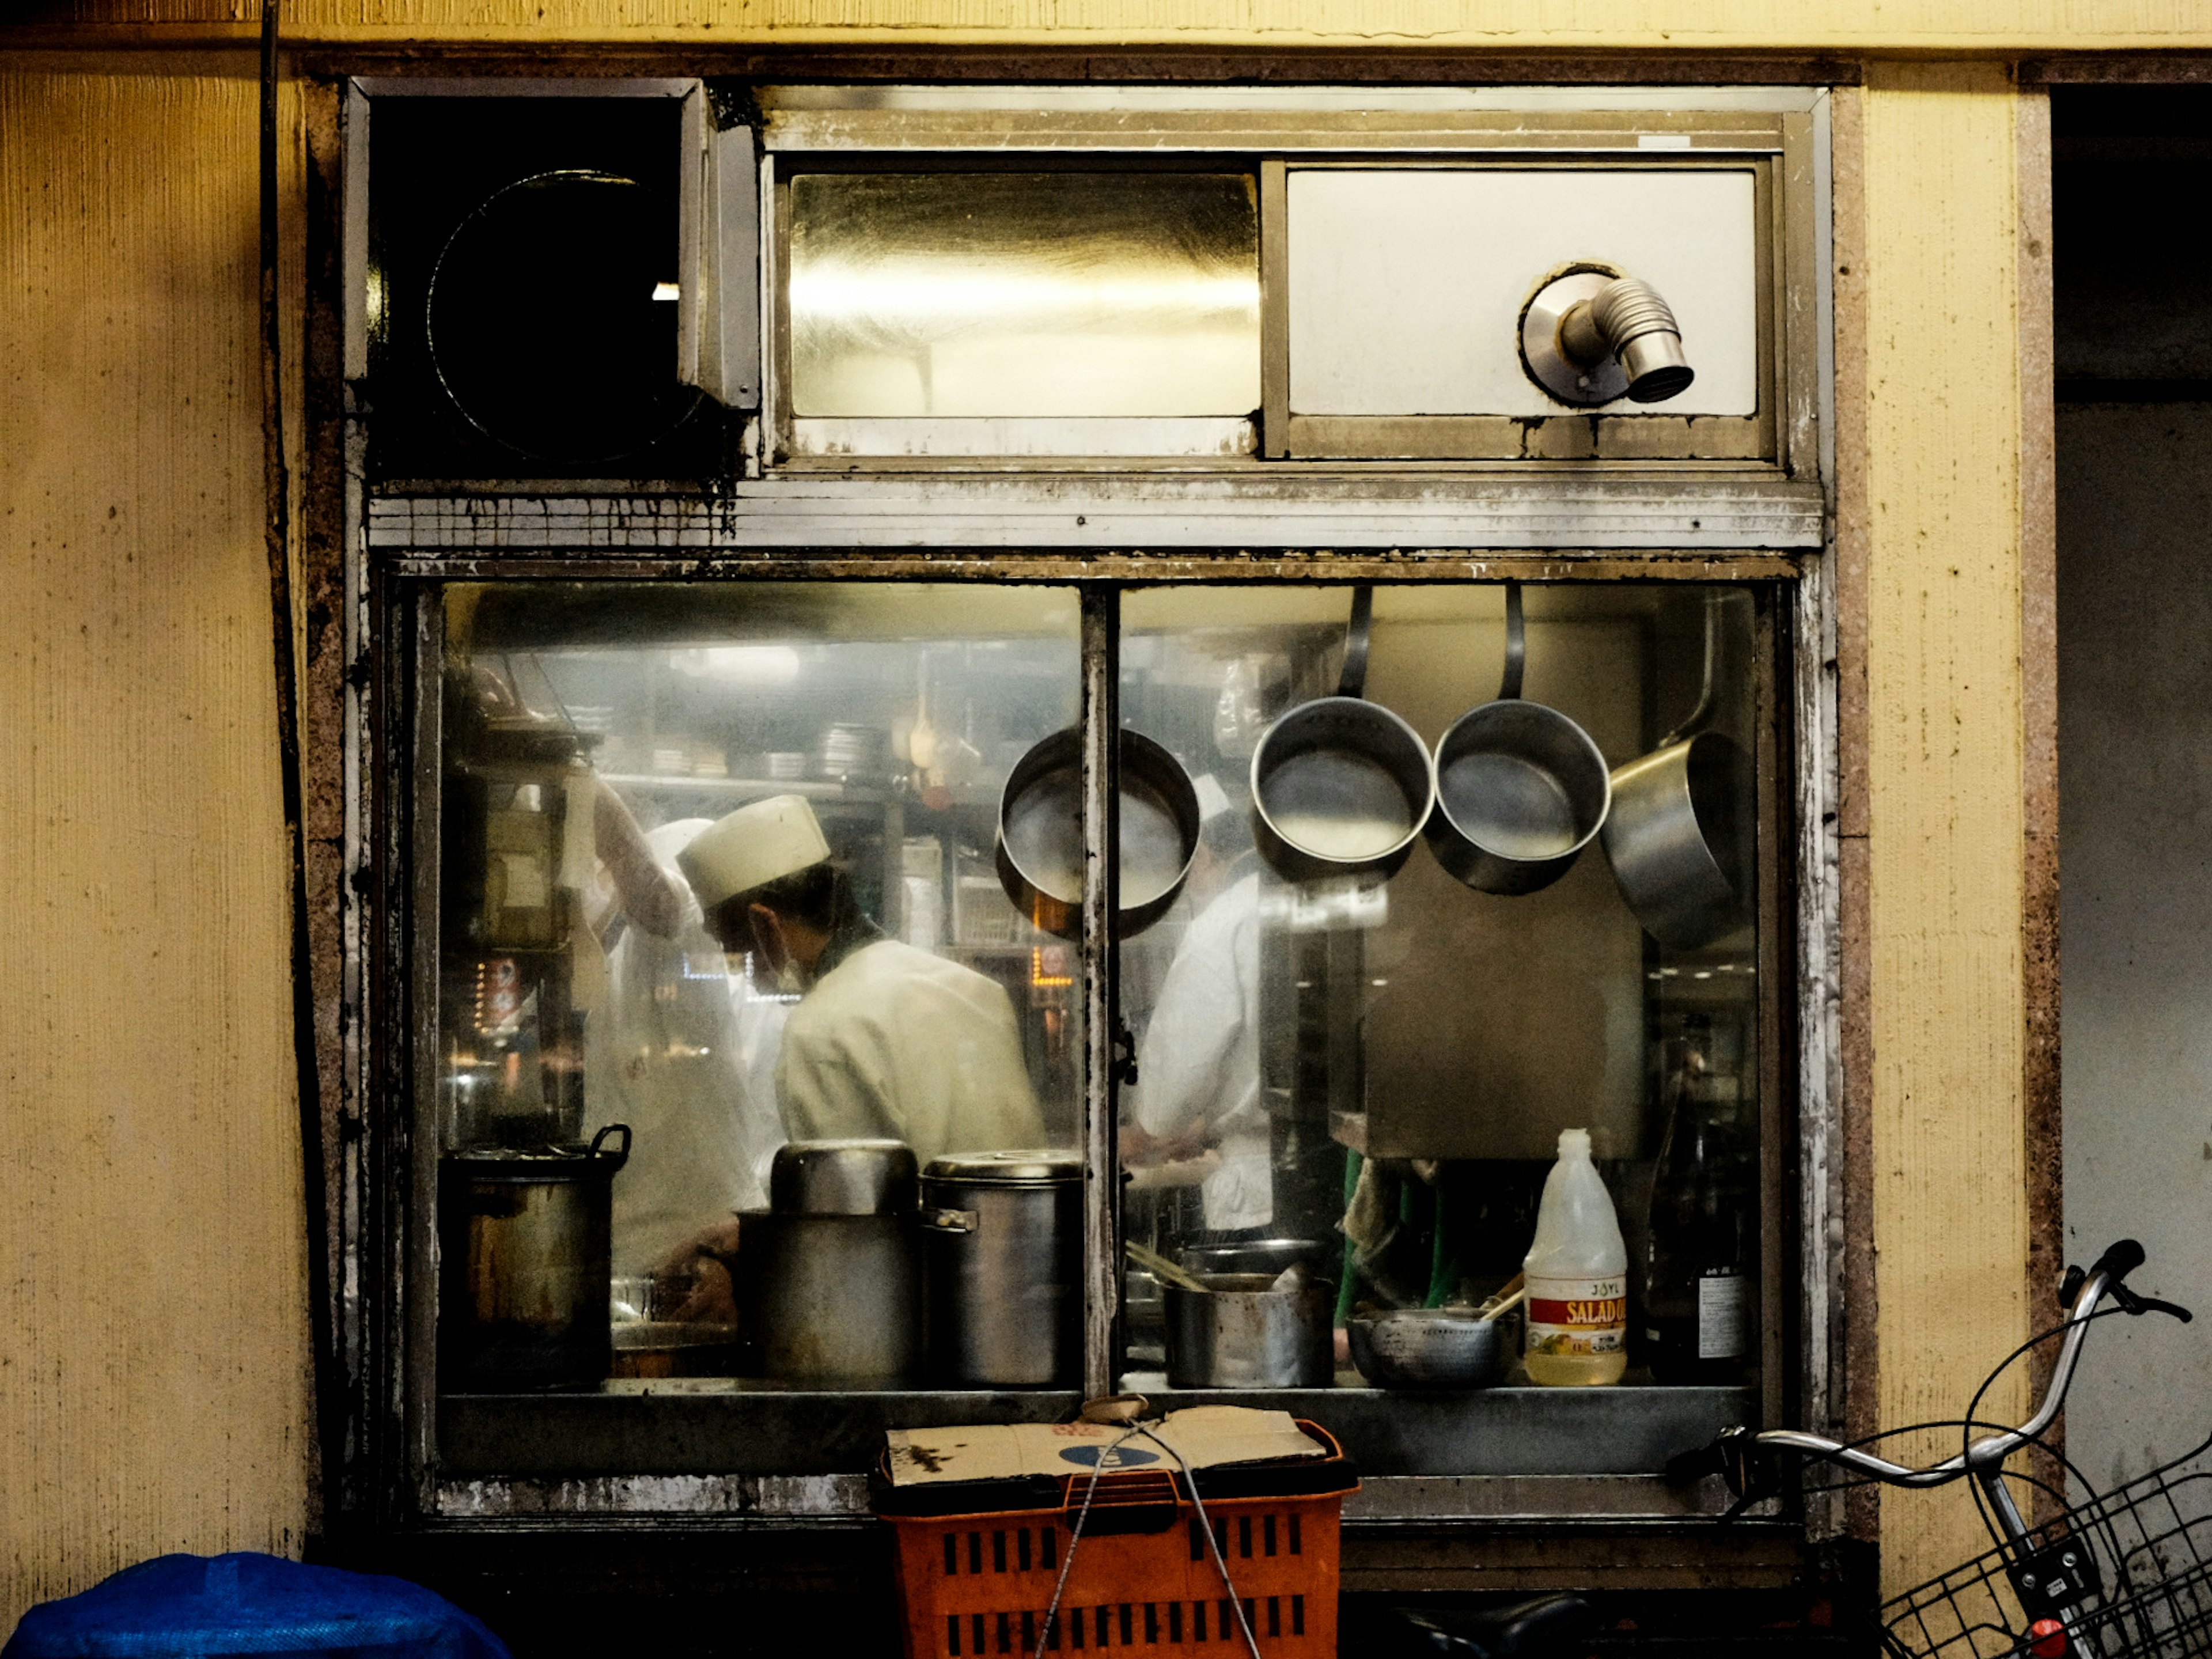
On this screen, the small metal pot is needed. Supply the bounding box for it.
[438,1122,630,1392]
[1164,1272,1335,1388]
[1251,587,1436,885]
[1346,1308,1508,1389]
[919,1151,1084,1387]
[995,729,1200,940]
[770,1139,919,1216]
[1425,581,1612,896]
[1178,1238,1337,1285]
[1601,595,1755,949]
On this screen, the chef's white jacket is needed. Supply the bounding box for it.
[584,820,789,1275]
[1132,872,1271,1231]
[777,937,1047,1166]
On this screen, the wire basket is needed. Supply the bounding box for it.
[1880,1430,2212,1658]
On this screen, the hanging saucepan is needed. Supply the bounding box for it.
[995,728,1201,940]
[1601,592,1755,949]
[1250,586,1437,885]
[1425,581,1612,896]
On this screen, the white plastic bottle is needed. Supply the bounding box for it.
[1522,1128,1629,1387]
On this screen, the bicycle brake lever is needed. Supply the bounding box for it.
[2113,1284,2194,1323]
[2058,1264,2085,1309]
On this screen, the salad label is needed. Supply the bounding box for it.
[1526,1275,1627,1357]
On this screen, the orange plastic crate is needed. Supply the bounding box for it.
[877,1422,1358,1659]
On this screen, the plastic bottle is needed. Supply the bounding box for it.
[1522,1128,1628,1387]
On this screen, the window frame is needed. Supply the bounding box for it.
[326,78,1844,1546]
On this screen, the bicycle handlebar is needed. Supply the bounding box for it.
[1679,1239,2188,1506]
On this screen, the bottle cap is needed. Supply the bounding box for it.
[1558,1127,1592,1157]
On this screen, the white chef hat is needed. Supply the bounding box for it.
[676,794,832,911]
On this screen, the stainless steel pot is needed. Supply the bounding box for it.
[770,1139,919,1216]
[1601,594,1755,949]
[733,1211,923,1387]
[1251,586,1435,885]
[919,1150,1083,1387]
[1163,1272,1335,1388]
[438,1122,630,1391]
[995,729,1200,940]
[1425,581,1612,896]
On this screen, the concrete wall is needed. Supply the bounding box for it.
[0,61,313,1633]
[2057,402,2212,1491]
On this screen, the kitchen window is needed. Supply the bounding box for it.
[338,79,1835,1534]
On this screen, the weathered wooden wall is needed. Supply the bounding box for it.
[0,60,313,1634]
[1856,60,2034,1596]
[0,8,2075,1631]
[14,0,2212,50]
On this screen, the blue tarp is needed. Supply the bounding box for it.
[4,1554,510,1659]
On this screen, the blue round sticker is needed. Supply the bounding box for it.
[1059,1445,1159,1469]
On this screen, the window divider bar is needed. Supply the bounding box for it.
[1080,585,1122,1402]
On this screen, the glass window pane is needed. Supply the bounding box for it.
[788,172,1261,418]
[1115,584,1762,1396]
[434,582,1082,1393]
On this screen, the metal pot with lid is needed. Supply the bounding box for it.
[734,1139,925,1388]
[919,1150,1084,1388]
[438,1123,630,1392]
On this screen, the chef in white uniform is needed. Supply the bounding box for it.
[677,794,1047,1165]
[1125,779,1271,1233]
[582,814,789,1277]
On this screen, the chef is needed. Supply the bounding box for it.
[677,794,1047,1165]
[1124,778,1271,1233]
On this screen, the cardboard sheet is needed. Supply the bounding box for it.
[884,1407,1325,1487]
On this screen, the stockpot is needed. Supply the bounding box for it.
[919,1150,1083,1387]
[1601,593,1755,950]
[733,1139,924,1387]
[438,1122,630,1391]
[1425,581,1612,896]
[1251,586,1436,885]
[995,728,1200,940]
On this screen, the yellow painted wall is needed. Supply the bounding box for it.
[0,12,2051,1633]
[1859,60,2031,1596]
[0,62,313,1634]
[14,0,2212,52]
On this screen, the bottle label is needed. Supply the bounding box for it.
[1698,1271,1748,1360]
[1526,1275,1627,1358]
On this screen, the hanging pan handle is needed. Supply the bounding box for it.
[1336,584,1374,700]
[1658,589,1725,749]
[1498,580,1527,702]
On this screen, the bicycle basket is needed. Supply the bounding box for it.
[1880,1431,2212,1658]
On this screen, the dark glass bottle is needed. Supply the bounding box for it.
[1642,1038,1755,1384]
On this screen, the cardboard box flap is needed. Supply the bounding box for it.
[885,1408,1325,1488]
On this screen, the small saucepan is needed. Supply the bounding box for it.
[1251,586,1437,885]
[995,727,1200,940]
[1602,593,1755,949]
[1425,582,1612,896]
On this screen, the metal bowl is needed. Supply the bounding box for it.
[1347,1308,1508,1389]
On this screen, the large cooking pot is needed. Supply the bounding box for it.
[1251,586,1436,885]
[733,1139,924,1387]
[918,1150,1083,1387]
[1601,593,1755,949]
[1425,581,1612,896]
[733,1213,923,1386]
[995,728,1200,940]
[438,1122,630,1391]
